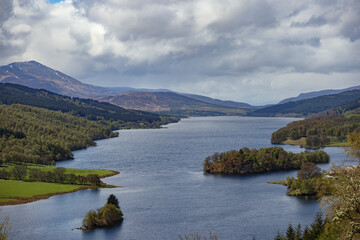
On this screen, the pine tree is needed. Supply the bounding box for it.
[286,224,296,240]
[309,211,324,239]
[295,223,302,240]
[274,230,284,240]
[107,194,120,209]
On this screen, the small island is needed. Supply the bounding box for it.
[81,194,123,229]
[203,147,329,174]
[268,162,334,198]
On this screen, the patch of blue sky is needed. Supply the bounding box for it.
[48,0,64,4]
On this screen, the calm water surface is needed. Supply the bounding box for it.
[1,117,351,240]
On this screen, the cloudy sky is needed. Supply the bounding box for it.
[0,0,359,105]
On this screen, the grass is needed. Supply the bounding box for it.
[0,179,90,205]
[0,163,119,206]
[3,163,116,179]
[283,137,306,146]
[0,180,86,198]
[282,137,349,147]
[267,180,287,185]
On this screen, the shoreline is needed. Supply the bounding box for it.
[0,170,120,206]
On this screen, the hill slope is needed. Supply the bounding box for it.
[271,99,360,148]
[279,85,360,104]
[0,61,140,98]
[250,90,360,117]
[0,103,117,165]
[0,83,176,128]
[98,91,248,116]
[182,93,252,108]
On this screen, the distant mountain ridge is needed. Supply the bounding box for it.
[0,61,253,116]
[0,61,172,98]
[250,89,360,117]
[181,93,252,108]
[279,86,360,104]
[0,83,166,126]
[97,91,250,116]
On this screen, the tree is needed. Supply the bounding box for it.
[295,223,302,240]
[11,165,27,180]
[297,162,321,180]
[53,167,66,183]
[273,231,284,240]
[347,132,360,160]
[286,224,295,240]
[82,210,97,229]
[322,133,360,239]
[0,213,11,240]
[81,196,123,229]
[97,203,123,227]
[309,211,324,239]
[29,168,44,181]
[107,194,120,209]
[86,174,100,186]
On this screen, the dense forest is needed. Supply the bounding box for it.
[250,90,360,117]
[0,104,118,165]
[0,83,178,128]
[271,114,360,148]
[203,147,329,174]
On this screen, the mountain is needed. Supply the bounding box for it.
[0,61,166,98]
[182,93,252,109]
[0,83,178,128]
[250,90,360,117]
[0,61,253,116]
[97,91,249,116]
[279,86,360,104]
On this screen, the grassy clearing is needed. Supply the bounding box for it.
[0,164,119,206]
[267,180,287,185]
[282,137,349,147]
[0,180,85,198]
[2,163,116,179]
[282,137,306,146]
[0,179,90,205]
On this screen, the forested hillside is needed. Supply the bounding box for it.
[0,83,177,128]
[250,90,360,117]
[0,104,118,165]
[203,147,329,174]
[271,98,360,148]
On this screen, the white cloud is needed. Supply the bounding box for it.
[0,0,359,105]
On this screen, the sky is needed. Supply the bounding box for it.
[0,0,359,105]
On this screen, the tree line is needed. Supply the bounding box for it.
[203,147,329,174]
[0,165,101,186]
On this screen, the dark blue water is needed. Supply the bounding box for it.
[1,117,350,240]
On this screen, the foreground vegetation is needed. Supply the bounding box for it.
[203,147,329,174]
[275,132,360,240]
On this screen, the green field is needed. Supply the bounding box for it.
[0,180,88,205]
[3,163,116,179]
[0,164,119,205]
